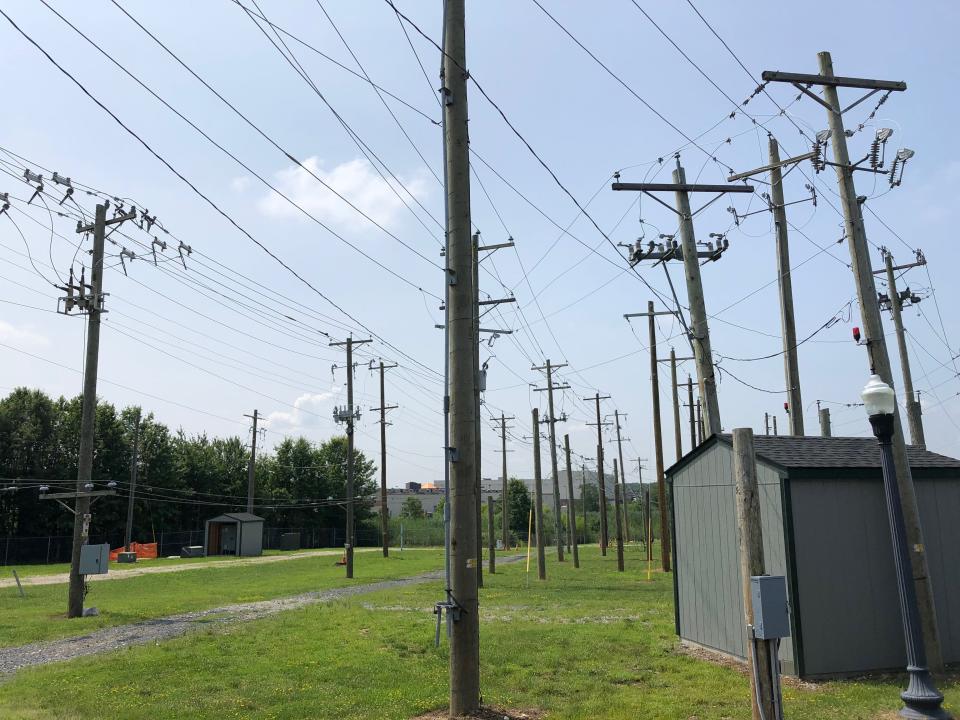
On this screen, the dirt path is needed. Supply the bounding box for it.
[0,570,442,675]
[0,555,523,675]
[0,547,383,588]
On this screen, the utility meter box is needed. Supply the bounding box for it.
[750,575,790,639]
[79,543,110,575]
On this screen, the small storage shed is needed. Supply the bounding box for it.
[667,434,960,679]
[204,512,264,557]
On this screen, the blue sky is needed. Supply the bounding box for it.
[1,0,958,488]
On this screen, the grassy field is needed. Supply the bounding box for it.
[0,544,954,719]
[4,548,310,579]
[0,548,444,648]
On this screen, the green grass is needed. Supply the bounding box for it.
[0,544,955,719]
[0,548,443,648]
[4,548,304,578]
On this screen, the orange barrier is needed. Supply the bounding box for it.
[109,542,159,561]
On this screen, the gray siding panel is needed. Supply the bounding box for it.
[793,476,960,676]
[673,443,791,669]
[918,479,960,662]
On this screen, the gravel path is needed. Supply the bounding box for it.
[0,547,382,588]
[0,570,443,675]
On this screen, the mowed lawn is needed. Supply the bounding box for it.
[0,548,444,647]
[1,545,956,719]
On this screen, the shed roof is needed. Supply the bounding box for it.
[208,512,264,523]
[666,434,960,477]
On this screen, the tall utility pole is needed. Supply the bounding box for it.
[614,167,752,435]
[331,336,371,580]
[531,408,546,580]
[763,54,941,670]
[611,410,630,542]
[670,350,682,461]
[373,360,398,557]
[819,406,832,437]
[563,434,579,568]
[687,376,696,448]
[585,392,612,554]
[624,303,674,571]
[730,138,808,436]
[880,250,926,448]
[487,496,495,575]
[244,409,259,514]
[441,0,480,709]
[533,360,569,562]
[612,459,625,572]
[493,413,514,549]
[474,235,516,589]
[124,411,141,553]
[696,400,704,444]
[769,138,804,435]
[67,202,134,618]
[580,462,588,546]
[636,458,647,551]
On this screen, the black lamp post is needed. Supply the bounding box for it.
[862,375,952,720]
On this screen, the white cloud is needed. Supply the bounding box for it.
[0,320,49,349]
[257,156,429,232]
[265,389,339,430]
[230,175,251,193]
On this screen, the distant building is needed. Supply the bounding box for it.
[379,468,637,517]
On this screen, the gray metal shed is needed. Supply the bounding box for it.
[666,434,960,679]
[204,512,264,557]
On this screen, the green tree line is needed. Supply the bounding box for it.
[0,388,376,540]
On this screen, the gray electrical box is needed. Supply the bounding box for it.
[79,543,110,575]
[750,575,790,639]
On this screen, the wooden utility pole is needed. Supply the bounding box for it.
[613,410,630,542]
[625,302,673,571]
[494,413,514,550]
[68,202,132,618]
[580,462,588,546]
[244,409,259,514]
[487,496,495,574]
[331,336,371,579]
[471,234,482,590]
[533,360,569,561]
[687,376,696,448]
[696,399,704,444]
[772,416,778,436]
[612,459,625,572]
[585,393,611,554]
[124,411,141,553]
[764,53,941,669]
[374,360,398,557]
[882,251,926,448]
[670,349,682,461]
[672,163,724,436]
[563,434,579,568]
[769,137,804,436]
[614,171,752,437]
[532,408,546,580]
[819,406,832,437]
[735,139,810,437]
[442,0,480,709]
[732,428,776,720]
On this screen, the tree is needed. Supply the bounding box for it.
[506,478,531,537]
[400,496,425,519]
[581,483,599,512]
